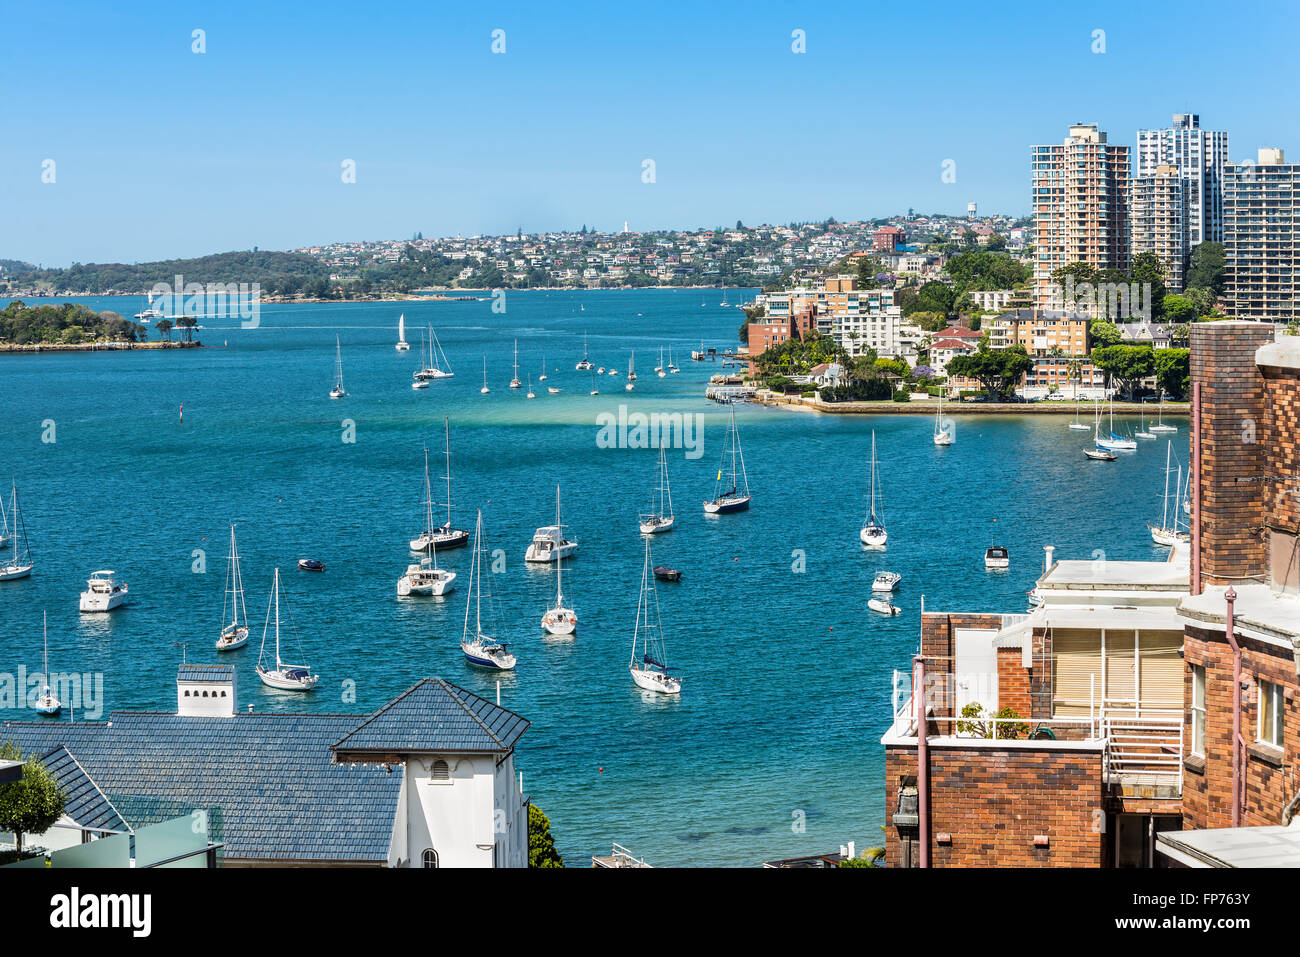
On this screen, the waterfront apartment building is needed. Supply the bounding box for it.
[873,226,905,253]
[986,308,1103,393]
[1129,164,1187,291]
[1223,148,1299,323]
[1136,113,1229,251]
[752,276,903,360]
[882,321,1300,868]
[1031,124,1131,306]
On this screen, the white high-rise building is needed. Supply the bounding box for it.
[1136,113,1229,250]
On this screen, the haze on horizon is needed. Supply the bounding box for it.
[1,0,1296,267]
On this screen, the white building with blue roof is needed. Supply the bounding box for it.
[1,665,531,867]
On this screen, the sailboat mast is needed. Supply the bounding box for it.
[423,448,435,537]
[274,568,282,669]
[870,433,878,517]
[443,418,454,528]
[1162,442,1172,530]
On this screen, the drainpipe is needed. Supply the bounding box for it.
[1226,586,1241,828]
[914,653,929,868]
[1192,381,1202,596]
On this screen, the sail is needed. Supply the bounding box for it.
[398,313,406,343]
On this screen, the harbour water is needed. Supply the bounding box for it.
[0,289,1186,865]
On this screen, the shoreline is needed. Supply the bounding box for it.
[0,340,204,353]
[754,393,1191,416]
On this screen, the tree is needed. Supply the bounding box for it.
[528,804,563,868]
[1090,318,1123,348]
[1161,294,1196,326]
[946,344,1034,399]
[1154,348,1190,399]
[0,742,64,854]
[1066,358,1082,399]
[1185,242,1226,296]
[1129,251,1167,319]
[155,318,174,342]
[176,316,198,342]
[1090,344,1155,398]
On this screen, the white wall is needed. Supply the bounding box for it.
[395,752,527,868]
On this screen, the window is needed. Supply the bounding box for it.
[421,848,438,868]
[1259,680,1284,749]
[431,759,450,781]
[1191,665,1206,756]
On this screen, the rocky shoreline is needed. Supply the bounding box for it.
[0,340,204,353]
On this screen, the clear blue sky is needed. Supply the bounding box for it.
[2,0,1297,266]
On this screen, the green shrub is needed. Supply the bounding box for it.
[891,389,911,403]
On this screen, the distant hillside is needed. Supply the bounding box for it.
[6,251,331,295]
[0,259,36,275]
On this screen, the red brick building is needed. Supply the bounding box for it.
[873,226,905,253]
[884,320,1300,868]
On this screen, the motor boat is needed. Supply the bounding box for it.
[525,525,578,563]
[984,546,1010,570]
[652,566,682,582]
[297,559,325,572]
[871,571,901,593]
[868,597,900,616]
[79,570,129,612]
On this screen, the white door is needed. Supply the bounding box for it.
[954,628,999,715]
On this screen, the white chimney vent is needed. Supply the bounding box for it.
[177,664,238,717]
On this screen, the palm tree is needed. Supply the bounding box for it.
[1066,358,1082,400]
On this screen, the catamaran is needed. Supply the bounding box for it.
[640,445,676,534]
[329,336,346,399]
[414,324,454,380]
[860,432,887,547]
[509,340,522,389]
[216,524,250,651]
[1150,393,1178,433]
[1149,441,1190,546]
[34,612,60,715]
[540,514,577,637]
[79,570,128,612]
[704,406,751,513]
[1096,396,1136,451]
[461,510,517,670]
[933,387,954,445]
[629,536,681,694]
[0,484,33,580]
[397,552,456,596]
[576,334,593,371]
[526,486,579,563]
[395,312,410,352]
[410,422,470,552]
[256,567,320,691]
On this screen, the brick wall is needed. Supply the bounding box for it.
[1191,322,1274,585]
[997,647,1032,718]
[1182,623,1299,831]
[1262,364,1300,539]
[919,612,1008,722]
[885,743,1104,867]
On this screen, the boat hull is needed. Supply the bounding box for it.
[461,642,516,670]
[703,496,750,514]
[79,589,128,612]
[860,526,887,548]
[639,516,675,534]
[630,666,681,694]
[525,542,579,563]
[410,528,470,552]
[216,625,249,651]
[297,560,325,572]
[257,666,319,691]
[868,598,900,616]
[652,566,682,582]
[541,609,577,636]
[0,563,33,581]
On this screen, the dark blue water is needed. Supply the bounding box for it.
[0,289,1184,865]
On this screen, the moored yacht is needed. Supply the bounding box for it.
[629,536,681,694]
[409,421,470,552]
[860,432,887,548]
[34,612,60,716]
[576,334,593,371]
[984,545,1010,570]
[256,567,320,691]
[872,570,901,593]
[526,486,578,563]
[461,510,516,670]
[703,406,751,514]
[79,570,129,613]
[397,555,456,596]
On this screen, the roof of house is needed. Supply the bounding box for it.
[931,338,976,351]
[177,664,235,682]
[938,325,982,339]
[40,745,130,834]
[331,678,530,757]
[0,678,527,863]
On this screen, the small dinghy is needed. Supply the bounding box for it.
[652,566,681,582]
[868,597,900,616]
[297,559,325,572]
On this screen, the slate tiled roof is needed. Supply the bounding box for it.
[332,678,530,756]
[177,664,235,682]
[39,746,130,834]
[1,712,399,863]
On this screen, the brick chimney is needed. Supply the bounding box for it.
[1190,321,1274,586]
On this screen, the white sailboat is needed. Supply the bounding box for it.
[215,524,250,651]
[1084,400,1118,460]
[539,356,548,382]
[509,340,522,389]
[255,567,319,691]
[34,612,60,715]
[655,347,664,375]
[1135,401,1156,440]
[527,375,536,399]
[395,312,410,352]
[414,324,454,379]
[668,346,679,374]
[0,484,33,580]
[629,536,681,694]
[1150,393,1178,433]
[329,336,345,399]
[589,372,599,395]
[481,357,490,394]
[1068,403,1092,431]
[461,510,516,670]
[860,432,887,547]
[627,351,637,382]
[540,514,577,637]
[703,406,751,513]
[1096,396,1136,451]
[1149,442,1190,546]
[410,424,471,552]
[526,486,579,563]
[933,387,954,445]
[576,334,593,371]
[640,445,676,534]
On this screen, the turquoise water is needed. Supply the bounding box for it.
[0,290,1185,865]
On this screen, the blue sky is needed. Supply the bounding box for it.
[2,0,1297,266]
